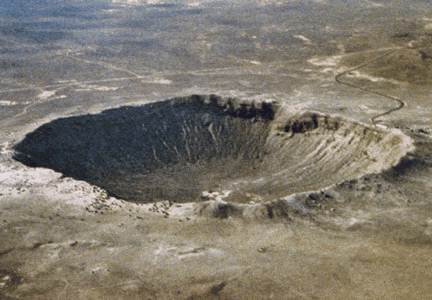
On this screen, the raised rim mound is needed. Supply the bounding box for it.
[11,94,415,218]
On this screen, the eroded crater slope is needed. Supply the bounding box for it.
[13,95,413,204]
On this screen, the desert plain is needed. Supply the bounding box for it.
[1,0,432,299]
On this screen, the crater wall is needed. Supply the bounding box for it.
[13,95,414,204]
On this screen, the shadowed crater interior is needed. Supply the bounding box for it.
[13,95,411,204]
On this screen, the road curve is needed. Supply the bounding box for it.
[335,49,406,125]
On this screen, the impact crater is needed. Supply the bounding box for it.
[13,95,413,204]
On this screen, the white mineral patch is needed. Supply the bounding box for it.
[407,40,416,48]
[294,35,312,44]
[345,71,384,82]
[75,84,119,91]
[143,78,172,84]
[345,70,400,84]
[321,67,336,73]
[187,2,201,7]
[0,100,18,106]
[0,142,12,154]
[249,60,262,65]
[37,90,56,99]
[112,0,140,3]
[375,124,388,129]
[202,190,232,202]
[147,0,164,4]
[103,9,119,13]
[283,100,314,111]
[358,104,373,112]
[363,0,384,7]
[55,79,78,84]
[308,56,342,66]
[319,67,346,75]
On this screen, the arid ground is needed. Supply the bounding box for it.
[1,0,432,299]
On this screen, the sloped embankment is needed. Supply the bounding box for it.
[13,95,413,215]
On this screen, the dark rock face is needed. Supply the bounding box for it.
[13,95,410,204]
[13,95,276,203]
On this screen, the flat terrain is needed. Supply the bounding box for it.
[1,0,432,299]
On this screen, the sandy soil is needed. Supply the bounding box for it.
[2,0,432,299]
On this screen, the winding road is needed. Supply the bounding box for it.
[335,48,406,125]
